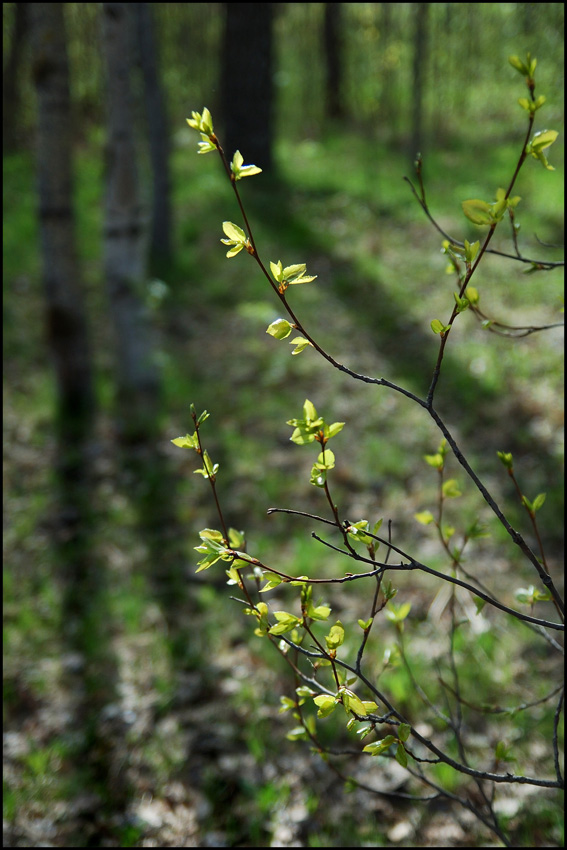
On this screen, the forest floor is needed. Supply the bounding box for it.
[4,130,564,847]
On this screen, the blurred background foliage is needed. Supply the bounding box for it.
[3,3,564,847]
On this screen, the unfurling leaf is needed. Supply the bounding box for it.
[442,479,462,498]
[186,107,214,135]
[290,336,313,355]
[268,611,302,636]
[431,319,450,335]
[340,688,367,716]
[220,221,250,257]
[462,199,493,226]
[266,318,293,339]
[395,742,408,767]
[325,621,345,651]
[171,433,198,449]
[363,735,396,756]
[526,129,559,170]
[231,149,262,180]
[314,694,338,718]
[515,585,551,605]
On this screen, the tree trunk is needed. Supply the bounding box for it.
[323,3,344,121]
[221,2,274,171]
[409,2,429,162]
[29,1,95,477]
[101,1,160,442]
[133,2,172,273]
[4,3,30,152]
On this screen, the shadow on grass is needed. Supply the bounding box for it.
[54,441,133,845]
[118,437,198,666]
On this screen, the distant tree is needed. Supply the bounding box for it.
[409,1,429,162]
[29,1,95,479]
[221,2,274,171]
[101,1,160,442]
[3,3,30,152]
[133,2,172,273]
[376,3,398,141]
[323,3,344,121]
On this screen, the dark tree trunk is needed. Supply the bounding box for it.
[323,3,344,121]
[101,2,160,442]
[221,2,274,171]
[133,2,172,273]
[4,3,30,152]
[29,1,95,477]
[409,2,429,162]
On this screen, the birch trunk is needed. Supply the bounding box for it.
[101,2,160,441]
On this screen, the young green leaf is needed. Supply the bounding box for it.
[313,694,338,718]
[289,336,313,355]
[266,318,293,339]
[497,451,514,470]
[308,603,332,621]
[395,742,408,768]
[286,726,308,741]
[515,585,551,605]
[259,572,284,593]
[287,399,324,444]
[363,735,396,756]
[231,149,262,180]
[314,449,336,470]
[385,602,411,624]
[324,421,345,439]
[462,199,493,226]
[442,479,462,498]
[296,686,317,699]
[453,292,470,313]
[464,240,480,264]
[193,449,219,479]
[269,260,317,290]
[526,129,559,170]
[228,528,246,548]
[220,221,250,257]
[279,696,296,713]
[325,621,345,651]
[340,688,367,716]
[508,55,529,76]
[414,510,434,526]
[431,319,450,335]
[171,433,198,449]
[186,107,214,135]
[424,452,444,469]
[466,285,479,305]
[268,611,303,636]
